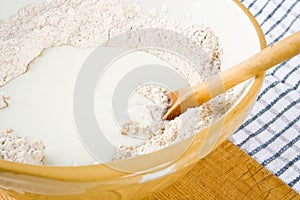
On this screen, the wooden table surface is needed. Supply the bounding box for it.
[146,141,300,200]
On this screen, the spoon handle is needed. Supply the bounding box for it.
[192,31,300,102]
[220,30,300,92]
[164,31,300,120]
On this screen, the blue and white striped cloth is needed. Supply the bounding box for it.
[230,0,300,193]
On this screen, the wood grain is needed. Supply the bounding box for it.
[146,140,300,200]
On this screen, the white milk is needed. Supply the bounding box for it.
[0,0,260,166]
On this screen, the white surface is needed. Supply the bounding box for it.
[0,0,260,166]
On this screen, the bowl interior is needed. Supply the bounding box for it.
[0,0,262,169]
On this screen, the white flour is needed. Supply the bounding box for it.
[113,84,216,160]
[0,0,234,164]
[0,129,45,165]
[121,85,170,138]
[0,0,220,87]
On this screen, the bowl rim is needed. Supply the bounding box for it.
[0,0,266,181]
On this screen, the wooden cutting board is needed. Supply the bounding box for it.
[146,140,300,200]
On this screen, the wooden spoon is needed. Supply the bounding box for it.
[163,31,300,120]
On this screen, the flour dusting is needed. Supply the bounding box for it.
[0,129,45,165]
[0,0,238,164]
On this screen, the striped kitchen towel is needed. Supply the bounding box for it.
[0,0,297,195]
[230,0,300,193]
